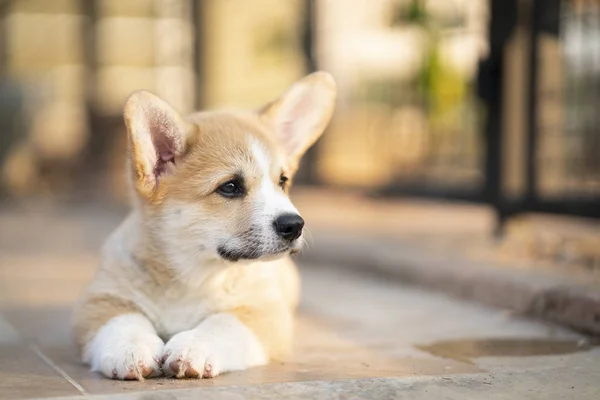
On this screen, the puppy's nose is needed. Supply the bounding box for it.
[273,214,305,241]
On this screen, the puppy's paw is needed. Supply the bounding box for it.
[161,330,223,379]
[84,314,165,380]
[162,314,269,379]
[98,334,164,380]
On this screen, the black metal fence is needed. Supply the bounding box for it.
[491,0,600,229]
[305,0,599,232]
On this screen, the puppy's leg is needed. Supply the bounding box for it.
[72,295,164,380]
[162,306,292,378]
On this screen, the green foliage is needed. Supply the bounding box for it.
[254,23,297,58]
[389,0,429,28]
[421,42,468,121]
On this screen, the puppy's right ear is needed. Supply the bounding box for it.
[123,91,195,202]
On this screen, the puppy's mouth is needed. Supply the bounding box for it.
[217,244,294,262]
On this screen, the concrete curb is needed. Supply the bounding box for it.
[298,233,600,336]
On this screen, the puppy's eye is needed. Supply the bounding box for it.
[279,174,288,190]
[217,180,244,198]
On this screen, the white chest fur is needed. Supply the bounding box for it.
[123,260,289,340]
[154,301,210,340]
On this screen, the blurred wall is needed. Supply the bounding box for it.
[0,0,308,201]
[1,0,598,206]
[201,0,306,109]
[313,0,489,188]
[0,0,197,200]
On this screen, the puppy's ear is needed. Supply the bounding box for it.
[123,91,194,201]
[259,71,336,165]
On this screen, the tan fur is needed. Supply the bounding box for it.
[72,294,145,351]
[230,304,293,361]
[259,71,337,168]
[72,72,336,379]
[123,91,197,203]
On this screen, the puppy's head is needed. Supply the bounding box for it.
[123,72,336,269]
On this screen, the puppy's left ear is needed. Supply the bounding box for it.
[123,91,195,201]
[259,71,336,164]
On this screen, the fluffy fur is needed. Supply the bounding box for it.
[71,72,336,380]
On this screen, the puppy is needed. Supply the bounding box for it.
[71,72,336,380]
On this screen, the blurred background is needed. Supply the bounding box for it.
[1,0,599,222]
[0,0,599,268]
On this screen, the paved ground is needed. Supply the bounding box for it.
[1,260,599,399]
[293,189,600,335]
[292,189,600,281]
[1,191,599,399]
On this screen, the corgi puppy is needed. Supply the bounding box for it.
[71,72,336,380]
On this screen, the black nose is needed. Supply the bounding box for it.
[273,214,305,241]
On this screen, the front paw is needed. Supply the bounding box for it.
[84,316,165,380]
[162,330,222,379]
[93,333,164,380]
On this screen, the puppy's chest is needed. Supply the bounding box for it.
[149,284,245,339]
[153,296,210,339]
[147,265,280,339]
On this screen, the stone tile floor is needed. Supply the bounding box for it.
[1,195,599,399]
[1,254,599,399]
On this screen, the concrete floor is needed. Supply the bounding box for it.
[1,259,599,399]
[1,199,599,399]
